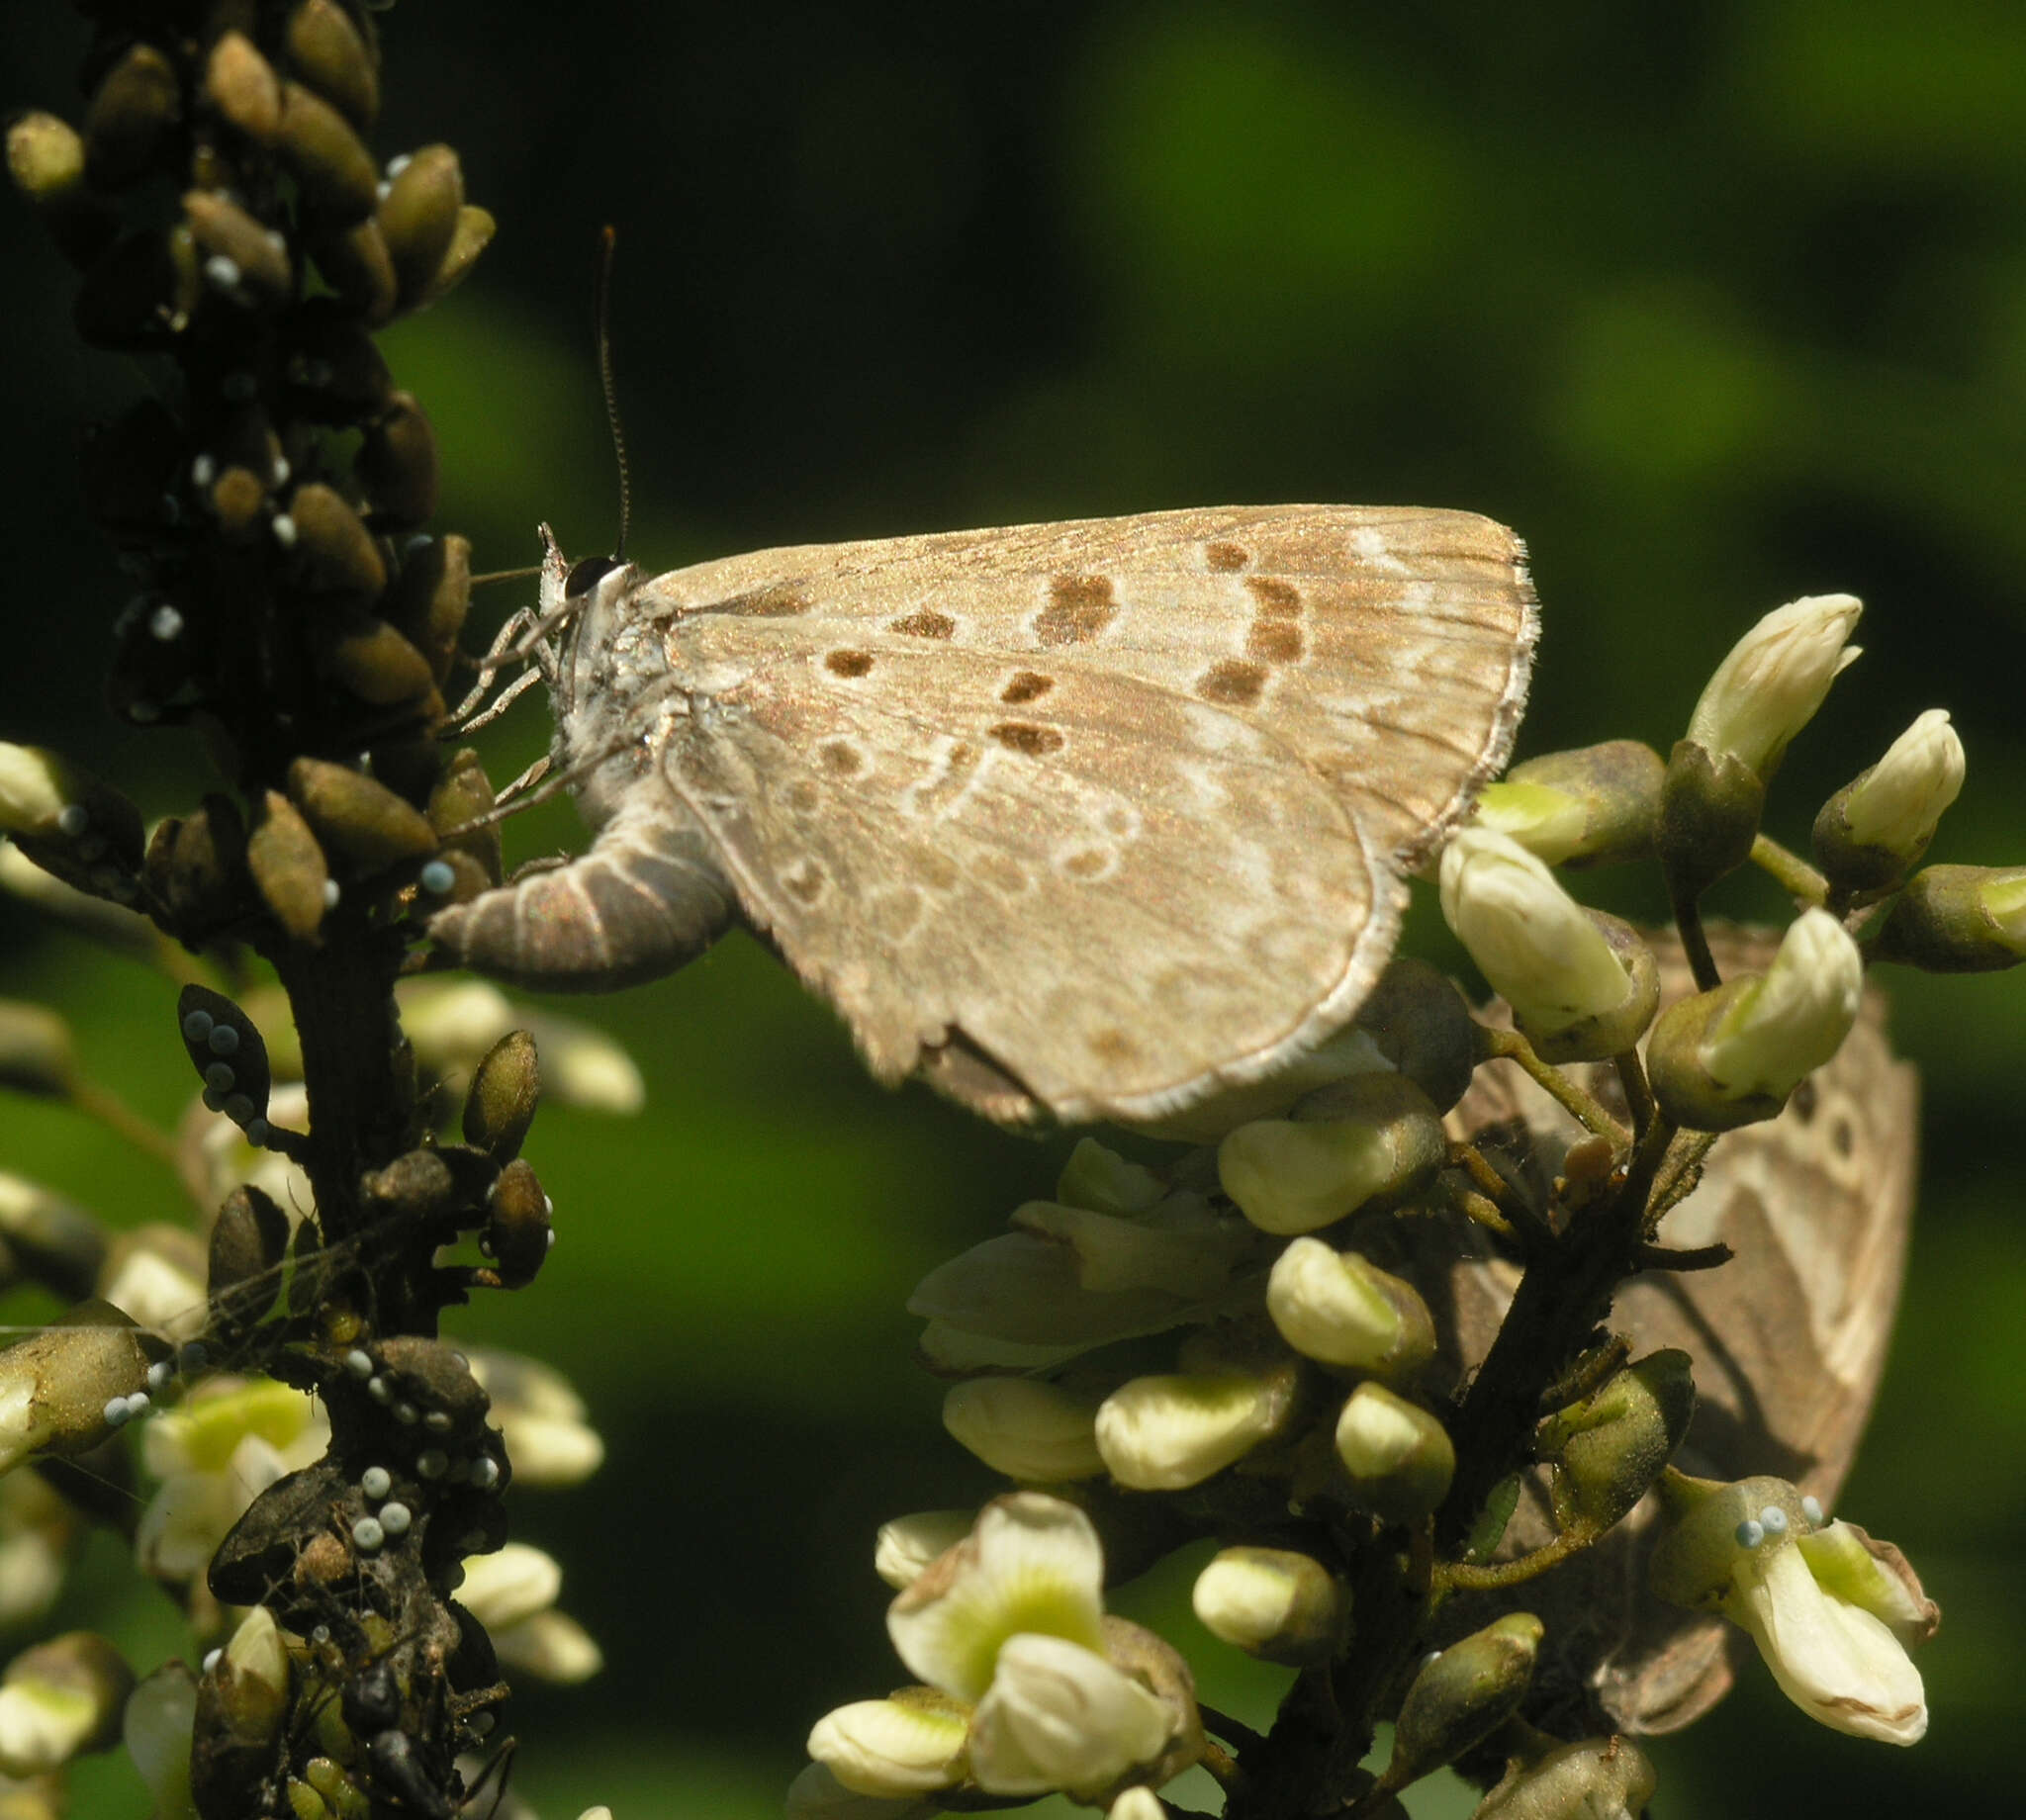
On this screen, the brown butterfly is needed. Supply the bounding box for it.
[1417,928,1917,1734]
[430,506,1535,1128]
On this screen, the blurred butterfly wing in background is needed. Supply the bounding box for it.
[639,505,1535,1125]
[1423,929,1917,1733]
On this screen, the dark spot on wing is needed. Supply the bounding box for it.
[1247,620,1305,664]
[1832,1116,1854,1158]
[1245,577,1303,617]
[783,859,826,904]
[1198,660,1267,707]
[1036,575,1118,648]
[1061,848,1109,879]
[890,609,956,640]
[1000,670,1055,705]
[990,721,1065,756]
[825,650,874,678]
[819,740,865,775]
[722,583,812,616]
[919,852,960,892]
[1205,541,1248,573]
[1790,1078,1817,1124]
[1089,1027,1139,1062]
[786,779,821,813]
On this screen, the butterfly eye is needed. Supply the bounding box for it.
[564,555,623,599]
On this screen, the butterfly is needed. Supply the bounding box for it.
[1413,928,1918,1735]
[428,505,1536,1127]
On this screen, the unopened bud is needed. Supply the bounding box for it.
[0,1174,107,1302]
[1094,1367,1294,1491]
[942,1379,1105,1484]
[1191,1546,1348,1664]
[206,33,283,142]
[1218,1073,1445,1235]
[207,1184,290,1337]
[1387,1613,1541,1787]
[0,744,144,898]
[1473,1734,1657,1820]
[83,45,182,190]
[1479,741,1667,867]
[275,80,379,224]
[246,790,330,941]
[287,758,437,869]
[287,0,382,131]
[806,1690,969,1797]
[1009,1196,1251,1300]
[1873,864,2026,973]
[1538,1350,1695,1534]
[0,1632,133,1774]
[1344,956,1478,1113]
[484,1158,552,1289]
[1334,1383,1455,1522]
[1648,910,1861,1129]
[875,1510,973,1590]
[1439,832,1649,1056]
[0,1303,151,1473]
[217,1605,290,1744]
[1657,738,1766,904]
[1055,1138,1162,1216]
[378,145,465,308]
[1813,710,1965,893]
[411,204,496,310]
[464,1031,541,1160]
[1265,1237,1432,1378]
[1686,593,1863,780]
[123,1664,197,1818]
[388,536,475,683]
[358,393,440,528]
[0,1003,77,1101]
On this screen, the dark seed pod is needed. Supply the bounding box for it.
[246,789,330,941]
[83,43,183,191]
[428,746,502,883]
[208,1183,290,1337]
[307,218,399,324]
[483,1161,549,1289]
[384,534,471,681]
[7,112,118,267]
[74,228,198,350]
[286,0,382,132]
[463,1031,540,1160]
[147,796,248,936]
[79,397,184,539]
[378,145,463,307]
[284,482,387,603]
[184,190,292,301]
[204,32,283,143]
[287,757,438,868]
[176,984,275,1136]
[358,393,439,528]
[274,80,379,225]
[282,298,395,421]
[412,204,496,311]
[318,618,438,710]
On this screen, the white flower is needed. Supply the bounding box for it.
[806,1695,968,1796]
[966,1633,1172,1798]
[1438,830,1632,1037]
[1842,708,1965,857]
[1191,1547,1345,1661]
[1265,1238,1403,1370]
[458,1542,603,1684]
[1698,909,1862,1100]
[463,1348,603,1489]
[1687,593,1863,776]
[885,1495,1105,1702]
[875,1511,974,1592]
[1724,1532,1926,1743]
[1093,1372,1287,1491]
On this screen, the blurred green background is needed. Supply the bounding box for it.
[5,2,2026,1815]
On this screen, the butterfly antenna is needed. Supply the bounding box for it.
[595,225,632,563]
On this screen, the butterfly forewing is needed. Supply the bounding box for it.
[635,505,1535,1123]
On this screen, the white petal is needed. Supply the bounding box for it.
[875,1511,974,1592]
[967,1634,1172,1797]
[457,1542,562,1630]
[806,1698,968,1796]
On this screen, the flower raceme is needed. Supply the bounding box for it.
[804,1495,1195,1804]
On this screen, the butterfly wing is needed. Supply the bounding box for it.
[636,505,1535,1124]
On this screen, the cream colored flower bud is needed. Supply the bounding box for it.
[214,1605,289,1745]
[464,1348,603,1488]
[0,747,85,840]
[967,1633,1172,1798]
[1094,1371,1290,1491]
[458,1542,563,1631]
[492,1608,603,1684]
[942,1379,1106,1484]
[1265,1238,1432,1377]
[1438,831,1636,1042]
[1686,593,1863,777]
[0,1632,133,1774]
[1109,1788,1165,1820]
[0,1304,150,1475]
[1191,1547,1347,1664]
[1841,709,1965,857]
[122,1663,196,1816]
[1334,1383,1454,1522]
[1696,909,1861,1100]
[1009,1196,1251,1300]
[886,1495,1106,1703]
[1219,1074,1445,1235]
[875,1510,974,1591]
[1055,1138,1162,1215]
[1387,1613,1541,1786]
[806,1693,969,1797]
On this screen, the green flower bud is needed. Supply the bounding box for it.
[176,984,276,1146]
[287,0,382,131]
[308,218,400,324]
[1265,1237,1433,1378]
[484,1157,552,1289]
[1685,593,1862,780]
[1648,910,1861,1129]
[1657,738,1766,903]
[942,1379,1106,1484]
[205,33,284,143]
[0,1303,151,1474]
[378,145,465,308]
[427,747,503,885]
[464,1031,542,1160]
[1334,1383,1455,1522]
[317,618,438,709]
[148,795,249,938]
[1095,1367,1294,1491]
[1191,1546,1348,1664]
[1473,1734,1656,1820]
[1537,1350,1695,1534]
[1481,740,1666,867]
[207,1184,290,1338]
[1344,955,1477,1113]
[123,1664,197,1820]
[1219,1073,1445,1235]
[386,534,474,682]
[275,80,380,225]
[182,190,292,301]
[1813,709,1965,895]
[1388,1613,1542,1786]
[1873,864,2026,972]
[285,482,388,604]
